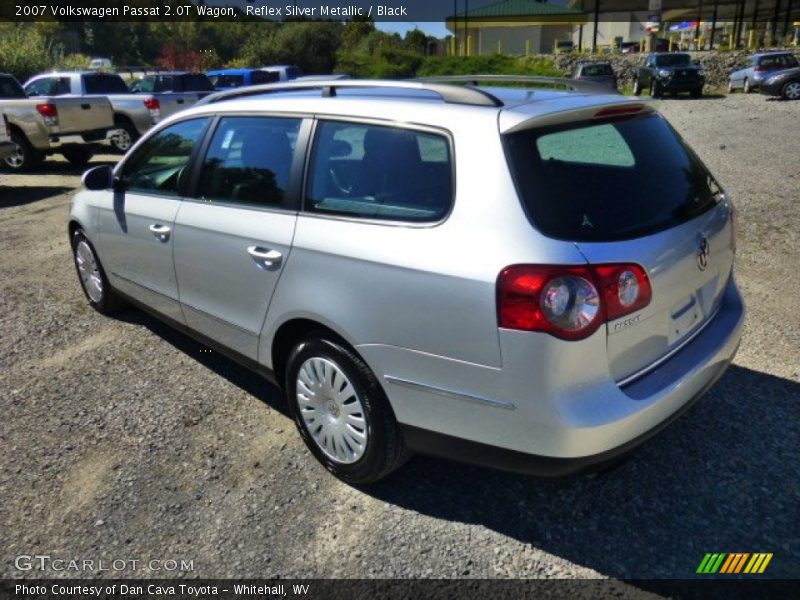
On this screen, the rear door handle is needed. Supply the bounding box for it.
[176,98,184,104]
[247,246,282,268]
[149,224,171,241]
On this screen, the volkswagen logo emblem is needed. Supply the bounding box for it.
[697,236,710,271]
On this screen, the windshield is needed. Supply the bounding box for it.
[210,74,244,88]
[581,64,613,76]
[655,54,692,67]
[0,75,25,98]
[83,74,129,94]
[504,113,721,242]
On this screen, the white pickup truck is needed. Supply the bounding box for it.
[0,72,116,171]
[0,112,13,163]
[24,71,214,152]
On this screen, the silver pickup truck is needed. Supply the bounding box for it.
[0,73,115,171]
[24,71,213,152]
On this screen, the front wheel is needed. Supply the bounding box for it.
[743,78,752,94]
[727,79,735,94]
[632,78,642,96]
[71,229,124,314]
[782,81,800,100]
[285,336,410,484]
[651,81,663,99]
[691,87,703,98]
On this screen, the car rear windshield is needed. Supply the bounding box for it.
[504,113,721,242]
[655,54,691,67]
[83,74,129,94]
[0,75,25,98]
[581,64,613,76]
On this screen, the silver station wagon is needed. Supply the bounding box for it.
[70,79,744,483]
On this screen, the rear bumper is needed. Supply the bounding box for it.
[373,278,744,475]
[759,80,786,96]
[47,128,115,149]
[0,141,14,161]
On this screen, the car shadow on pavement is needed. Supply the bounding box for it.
[115,307,288,416]
[0,185,71,208]
[364,365,800,580]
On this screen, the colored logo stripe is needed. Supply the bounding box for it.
[697,553,773,574]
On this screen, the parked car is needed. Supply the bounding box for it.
[728,51,799,93]
[208,68,279,90]
[633,52,705,98]
[0,112,14,162]
[70,79,743,483]
[260,65,304,81]
[89,57,113,72]
[759,66,800,100]
[24,71,211,153]
[620,42,641,54]
[129,71,215,94]
[573,61,618,90]
[0,72,115,170]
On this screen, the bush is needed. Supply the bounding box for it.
[0,26,52,82]
[417,55,564,77]
[54,53,91,71]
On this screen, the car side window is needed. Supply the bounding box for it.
[196,116,301,208]
[25,78,56,96]
[121,118,210,196]
[305,121,453,223]
[130,78,154,93]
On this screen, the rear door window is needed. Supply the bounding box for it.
[0,76,26,98]
[83,73,129,94]
[196,116,301,209]
[504,113,721,242]
[305,121,452,223]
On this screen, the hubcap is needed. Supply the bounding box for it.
[296,357,367,464]
[5,143,25,169]
[786,83,800,100]
[75,240,104,303]
[111,129,132,152]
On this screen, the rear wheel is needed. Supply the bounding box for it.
[110,122,138,153]
[71,229,124,314]
[285,335,410,484]
[632,78,642,96]
[743,78,752,94]
[62,146,93,167]
[782,81,800,100]
[3,131,43,171]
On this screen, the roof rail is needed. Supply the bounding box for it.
[415,75,619,95]
[194,79,504,108]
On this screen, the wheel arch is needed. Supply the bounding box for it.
[268,316,361,388]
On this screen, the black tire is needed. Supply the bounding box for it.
[743,78,752,94]
[781,81,800,100]
[691,86,703,98]
[632,78,642,96]
[61,146,93,167]
[651,81,663,99]
[285,335,410,484]
[70,229,125,315]
[109,121,139,153]
[2,131,44,171]
[727,79,735,94]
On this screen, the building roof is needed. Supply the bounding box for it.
[453,0,585,19]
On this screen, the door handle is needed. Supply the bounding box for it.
[247,246,282,268]
[149,224,171,241]
[176,98,185,104]
[81,104,91,110]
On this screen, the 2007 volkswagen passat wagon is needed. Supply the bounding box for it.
[70,79,744,483]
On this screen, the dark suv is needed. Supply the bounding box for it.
[633,53,705,98]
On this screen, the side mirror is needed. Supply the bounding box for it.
[82,165,114,191]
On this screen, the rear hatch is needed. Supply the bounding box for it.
[503,109,734,384]
[49,96,114,134]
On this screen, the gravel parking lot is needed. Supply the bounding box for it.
[1,93,798,583]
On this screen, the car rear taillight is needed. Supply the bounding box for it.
[754,65,765,73]
[143,97,161,119]
[497,264,652,340]
[35,103,59,126]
